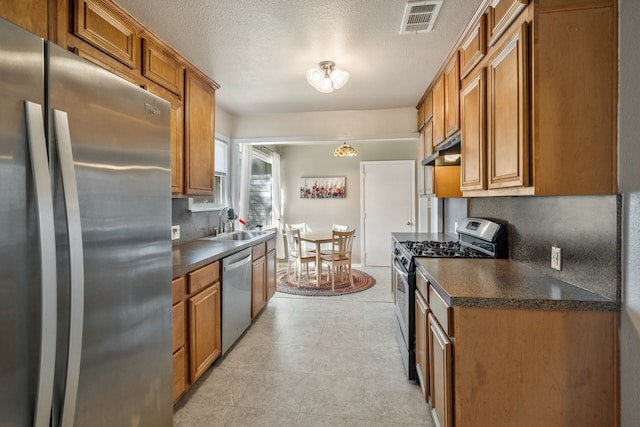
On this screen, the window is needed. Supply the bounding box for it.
[248,149,273,227]
[188,138,229,211]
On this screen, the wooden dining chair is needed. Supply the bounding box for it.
[319,229,355,291]
[285,223,316,253]
[285,228,315,286]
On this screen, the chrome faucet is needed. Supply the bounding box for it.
[219,207,234,233]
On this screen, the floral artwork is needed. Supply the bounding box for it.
[300,177,346,199]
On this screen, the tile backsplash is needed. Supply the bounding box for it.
[172,198,223,244]
[469,195,620,300]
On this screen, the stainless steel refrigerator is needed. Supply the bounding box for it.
[0,18,173,426]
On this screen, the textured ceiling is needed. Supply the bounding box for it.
[114,0,480,115]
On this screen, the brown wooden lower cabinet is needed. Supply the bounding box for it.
[172,260,221,403]
[251,254,266,318]
[266,248,277,300]
[189,281,221,383]
[415,289,429,401]
[428,313,453,427]
[452,306,618,427]
[252,238,277,318]
[171,277,187,403]
[414,273,618,426]
[172,346,186,403]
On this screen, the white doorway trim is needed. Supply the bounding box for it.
[360,160,415,266]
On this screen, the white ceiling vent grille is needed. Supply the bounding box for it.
[400,0,443,34]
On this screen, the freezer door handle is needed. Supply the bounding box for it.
[24,101,57,427]
[53,109,85,427]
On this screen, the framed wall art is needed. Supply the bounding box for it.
[299,177,346,199]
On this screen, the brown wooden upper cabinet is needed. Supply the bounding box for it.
[487,22,529,190]
[431,75,446,147]
[459,14,487,79]
[0,0,49,39]
[74,0,139,69]
[416,90,433,131]
[443,52,460,139]
[488,0,529,47]
[184,69,216,195]
[142,38,185,96]
[460,69,487,192]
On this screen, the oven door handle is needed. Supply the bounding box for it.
[393,259,409,280]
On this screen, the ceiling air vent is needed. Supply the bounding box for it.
[400,0,443,34]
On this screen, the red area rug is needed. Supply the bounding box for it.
[276,268,376,296]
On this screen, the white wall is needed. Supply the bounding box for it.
[215,105,234,138]
[619,1,640,425]
[232,108,417,142]
[280,140,417,264]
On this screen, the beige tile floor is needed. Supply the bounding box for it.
[173,266,434,427]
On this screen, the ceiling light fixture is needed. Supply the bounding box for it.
[333,142,357,157]
[306,61,349,93]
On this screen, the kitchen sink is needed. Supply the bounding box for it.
[199,230,270,242]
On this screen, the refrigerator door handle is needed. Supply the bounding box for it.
[24,101,57,427]
[53,109,85,427]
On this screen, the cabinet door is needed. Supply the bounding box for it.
[0,0,49,39]
[488,0,529,47]
[74,0,139,69]
[188,282,221,382]
[459,14,487,79]
[444,52,460,138]
[172,346,186,403]
[252,256,266,318]
[487,23,529,190]
[460,69,487,191]
[184,69,215,195]
[142,37,184,96]
[170,102,184,194]
[172,300,186,353]
[432,75,446,147]
[424,91,433,124]
[266,249,277,300]
[429,313,452,427]
[415,290,429,401]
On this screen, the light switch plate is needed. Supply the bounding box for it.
[171,225,180,241]
[551,246,562,271]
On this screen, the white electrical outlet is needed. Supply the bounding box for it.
[551,246,562,271]
[171,225,180,241]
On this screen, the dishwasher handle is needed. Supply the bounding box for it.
[223,253,252,272]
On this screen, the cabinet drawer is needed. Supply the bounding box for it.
[188,260,219,294]
[488,0,529,47]
[252,242,266,260]
[74,0,139,69]
[172,276,186,304]
[266,237,276,253]
[142,37,184,96]
[172,300,186,352]
[416,270,430,303]
[172,346,186,403]
[459,14,487,79]
[429,285,452,336]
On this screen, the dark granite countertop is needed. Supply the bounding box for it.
[172,231,276,278]
[416,258,619,312]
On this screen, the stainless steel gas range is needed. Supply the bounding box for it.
[392,217,508,381]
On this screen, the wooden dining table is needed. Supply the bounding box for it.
[298,231,335,284]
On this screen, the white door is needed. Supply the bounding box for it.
[361,161,415,266]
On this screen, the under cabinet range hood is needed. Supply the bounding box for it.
[422,134,461,166]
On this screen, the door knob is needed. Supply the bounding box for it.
[406,221,412,226]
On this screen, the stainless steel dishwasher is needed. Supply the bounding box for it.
[221,247,252,355]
